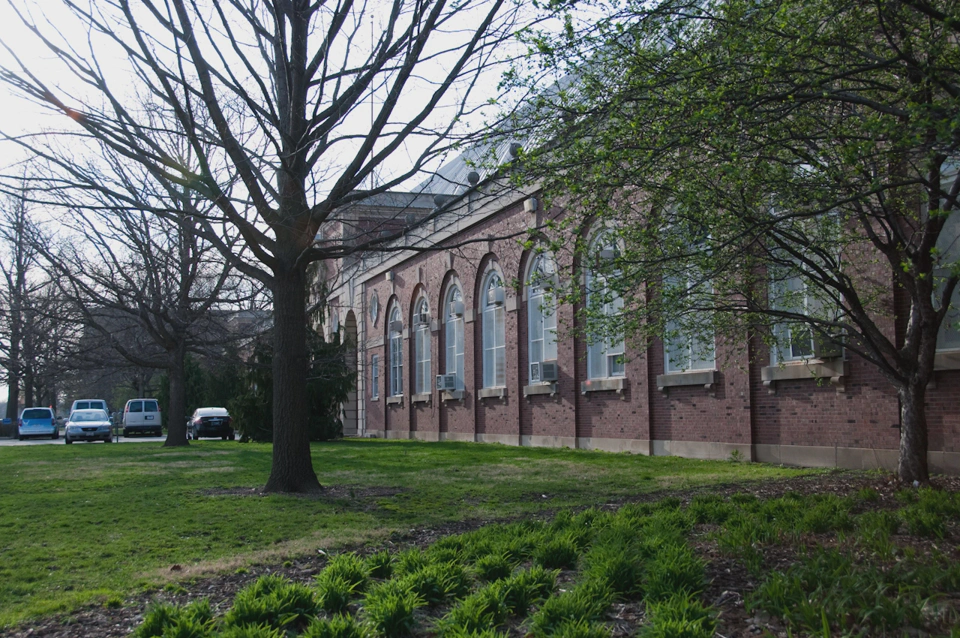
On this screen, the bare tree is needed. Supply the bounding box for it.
[0,0,527,491]
[36,144,256,446]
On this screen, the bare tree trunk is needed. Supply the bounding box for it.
[5,373,19,420]
[264,264,321,493]
[163,340,189,447]
[898,381,930,483]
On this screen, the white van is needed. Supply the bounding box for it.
[70,399,109,415]
[122,398,162,437]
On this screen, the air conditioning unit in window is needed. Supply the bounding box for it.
[540,360,559,382]
[449,300,465,317]
[414,312,430,326]
[389,320,403,334]
[487,286,505,306]
[813,335,843,359]
[436,373,457,392]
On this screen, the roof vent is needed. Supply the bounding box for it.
[509,142,523,159]
[467,171,480,186]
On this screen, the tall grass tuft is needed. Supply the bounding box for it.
[638,592,716,638]
[133,600,216,638]
[222,575,319,631]
[362,580,425,638]
[643,544,705,602]
[396,561,472,605]
[498,566,557,615]
[533,533,581,570]
[435,582,509,636]
[526,580,614,637]
[301,614,367,638]
[474,553,513,582]
[366,550,394,580]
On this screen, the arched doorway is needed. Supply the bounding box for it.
[342,310,359,436]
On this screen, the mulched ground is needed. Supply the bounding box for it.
[4,471,958,638]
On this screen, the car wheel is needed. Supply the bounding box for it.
[17,434,23,441]
[104,437,111,443]
[65,438,72,444]
[123,429,130,437]
[229,433,236,441]
[52,431,59,440]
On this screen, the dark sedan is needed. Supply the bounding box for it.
[187,407,234,440]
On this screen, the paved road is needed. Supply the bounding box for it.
[0,434,167,446]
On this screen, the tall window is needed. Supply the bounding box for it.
[389,306,403,396]
[771,275,816,362]
[527,254,558,382]
[663,275,715,373]
[414,298,431,394]
[936,211,960,351]
[482,272,506,388]
[585,236,625,379]
[371,355,380,399]
[445,286,465,390]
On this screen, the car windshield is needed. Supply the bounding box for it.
[72,410,108,422]
[22,409,51,419]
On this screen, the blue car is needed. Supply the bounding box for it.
[18,407,58,440]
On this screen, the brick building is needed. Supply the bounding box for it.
[322,148,960,474]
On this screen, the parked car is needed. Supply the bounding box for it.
[64,409,113,444]
[122,398,162,437]
[187,407,234,440]
[70,399,109,414]
[18,407,58,440]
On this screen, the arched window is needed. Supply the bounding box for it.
[413,298,431,394]
[527,254,558,383]
[482,271,506,388]
[388,306,403,396]
[586,234,625,379]
[444,286,465,390]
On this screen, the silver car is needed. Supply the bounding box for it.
[64,409,113,444]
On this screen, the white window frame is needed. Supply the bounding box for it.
[389,306,403,396]
[527,254,558,383]
[370,354,380,399]
[482,271,506,388]
[585,236,626,379]
[414,298,431,394]
[445,286,465,390]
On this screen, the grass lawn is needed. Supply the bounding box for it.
[0,439,808,627]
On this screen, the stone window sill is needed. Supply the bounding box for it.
[371,396,380,402]
[478,387,507,400]
[580,377,627,395]
[523,382,557,398]
[935,350,960,371]
[656,370,716,393]
[412,393,431,404]
[761,358,846,394]
[386,395,403,405]
[441,390,464,402]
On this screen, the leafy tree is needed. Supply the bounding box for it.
[0,0,526,491]
[515,0,960,482]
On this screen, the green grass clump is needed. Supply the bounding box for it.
[436,582,509,635]
[551,619,612,638]
[219,624,285,638]
[527,580,614,638]
[394,549,430,577]
[533,534,580,570]
[797,495,854,534]
[315,575,359,615]
[319,553,369,592]
[498,566,557,615]
[473,553,513,582]
[362,581,425,637]
[366,550,394,580]
[747,548,933,634]
[643,544,705,602]
[222,575,318,631]
[638,593,716,638]
[857,487,880,502]
[687,495,734,524]
[397,561,471,605]
[302,614,366,638]
[133,600,215,638]
[580,540,644,598]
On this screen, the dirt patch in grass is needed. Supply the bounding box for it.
[3,471,958,638]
